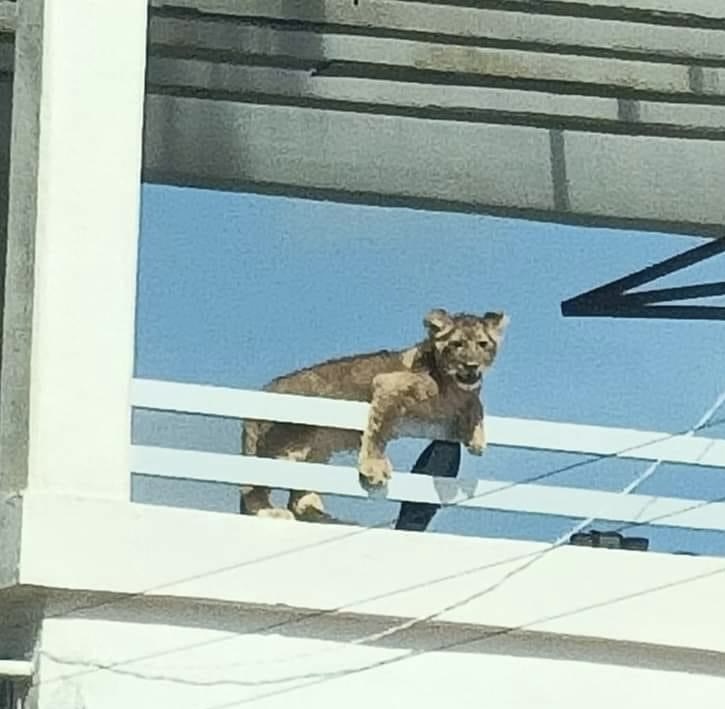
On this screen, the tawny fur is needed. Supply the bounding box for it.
[241,308,508,521]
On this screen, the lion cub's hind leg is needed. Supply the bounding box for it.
[241,419,296,521]
[241,485,295,520]
[241,443,314,522]
[287,428,362,522]
[243,422,361,522]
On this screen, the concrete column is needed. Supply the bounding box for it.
[0,0,148,499]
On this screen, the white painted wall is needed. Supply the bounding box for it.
[15,494,725,654]
[34,612,725,709]
[2,0,147,500]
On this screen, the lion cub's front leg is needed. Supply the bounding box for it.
[459,396,486,456]
[467,420,486,456]
[359,371,439,487]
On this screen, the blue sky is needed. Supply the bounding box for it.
[132,184,725,555]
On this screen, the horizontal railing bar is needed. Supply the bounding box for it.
[131,378,725,468]
[131,445,725,532]
[132,377,370,428]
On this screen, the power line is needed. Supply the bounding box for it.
[35,450,725,693]
[204,563,725,709]
[214,388,725,674]
[241,394,725,660]
[193,386,725,705]
[37,523,725,700]
[94,390,725,705]
[339,389,725,646]
[11,408,716,640]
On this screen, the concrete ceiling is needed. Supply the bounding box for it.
[4,0,725,237]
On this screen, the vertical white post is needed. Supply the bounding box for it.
[1,0,148,499]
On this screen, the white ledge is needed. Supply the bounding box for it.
[15,492,725,655]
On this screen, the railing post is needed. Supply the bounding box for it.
[0,0,148,499]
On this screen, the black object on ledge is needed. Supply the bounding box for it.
[569,530,649,552]
[395,440,461,532]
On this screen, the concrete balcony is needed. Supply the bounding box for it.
[2,1,725,707]
[2,377,725,706]
[4,1,725,235]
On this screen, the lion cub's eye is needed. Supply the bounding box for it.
[478,340,491,349]
[450,340,465,349]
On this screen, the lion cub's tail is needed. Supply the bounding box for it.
[241,419,275,457]
[241,420,259,456]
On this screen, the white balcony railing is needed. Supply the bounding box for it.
[130,378,725,535]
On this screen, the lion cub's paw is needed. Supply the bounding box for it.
[358,455,393,488]
[289,492,326,521]
[256,507,296,521]
[466,440,487,456]
[466,426,487,456]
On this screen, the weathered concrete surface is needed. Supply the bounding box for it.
[1,0,148,503]
[148,16,725,99]
[7,0,725,234]
[33,595,725,709]
[143,96,556,211]
[143,94,725,237]
[146,58,725,136]
[151,0,725,53]
[566,132,725,224]
[0,2,15,34]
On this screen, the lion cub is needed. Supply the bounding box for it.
[241,308,508,521]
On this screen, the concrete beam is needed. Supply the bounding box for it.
[143,94,725,236]
[5,1,720,234]
[147,58,725,137]
[520,0,725,21]
[17,492,725,654]
[148,15,725,99]
[565,131,725,224]
[151,0,725,62]
[33,604,725,709]
[143,94,555,209]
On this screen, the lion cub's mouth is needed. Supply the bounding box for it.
[455,370,482,388]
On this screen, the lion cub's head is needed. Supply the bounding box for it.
[423,308,508,391]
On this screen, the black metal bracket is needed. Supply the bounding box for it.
[395,440,461,532]
[561,238,725,320]
[569,530,649,551]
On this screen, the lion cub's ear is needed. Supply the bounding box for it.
[483,311,510,339]
[424,308,454,338]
